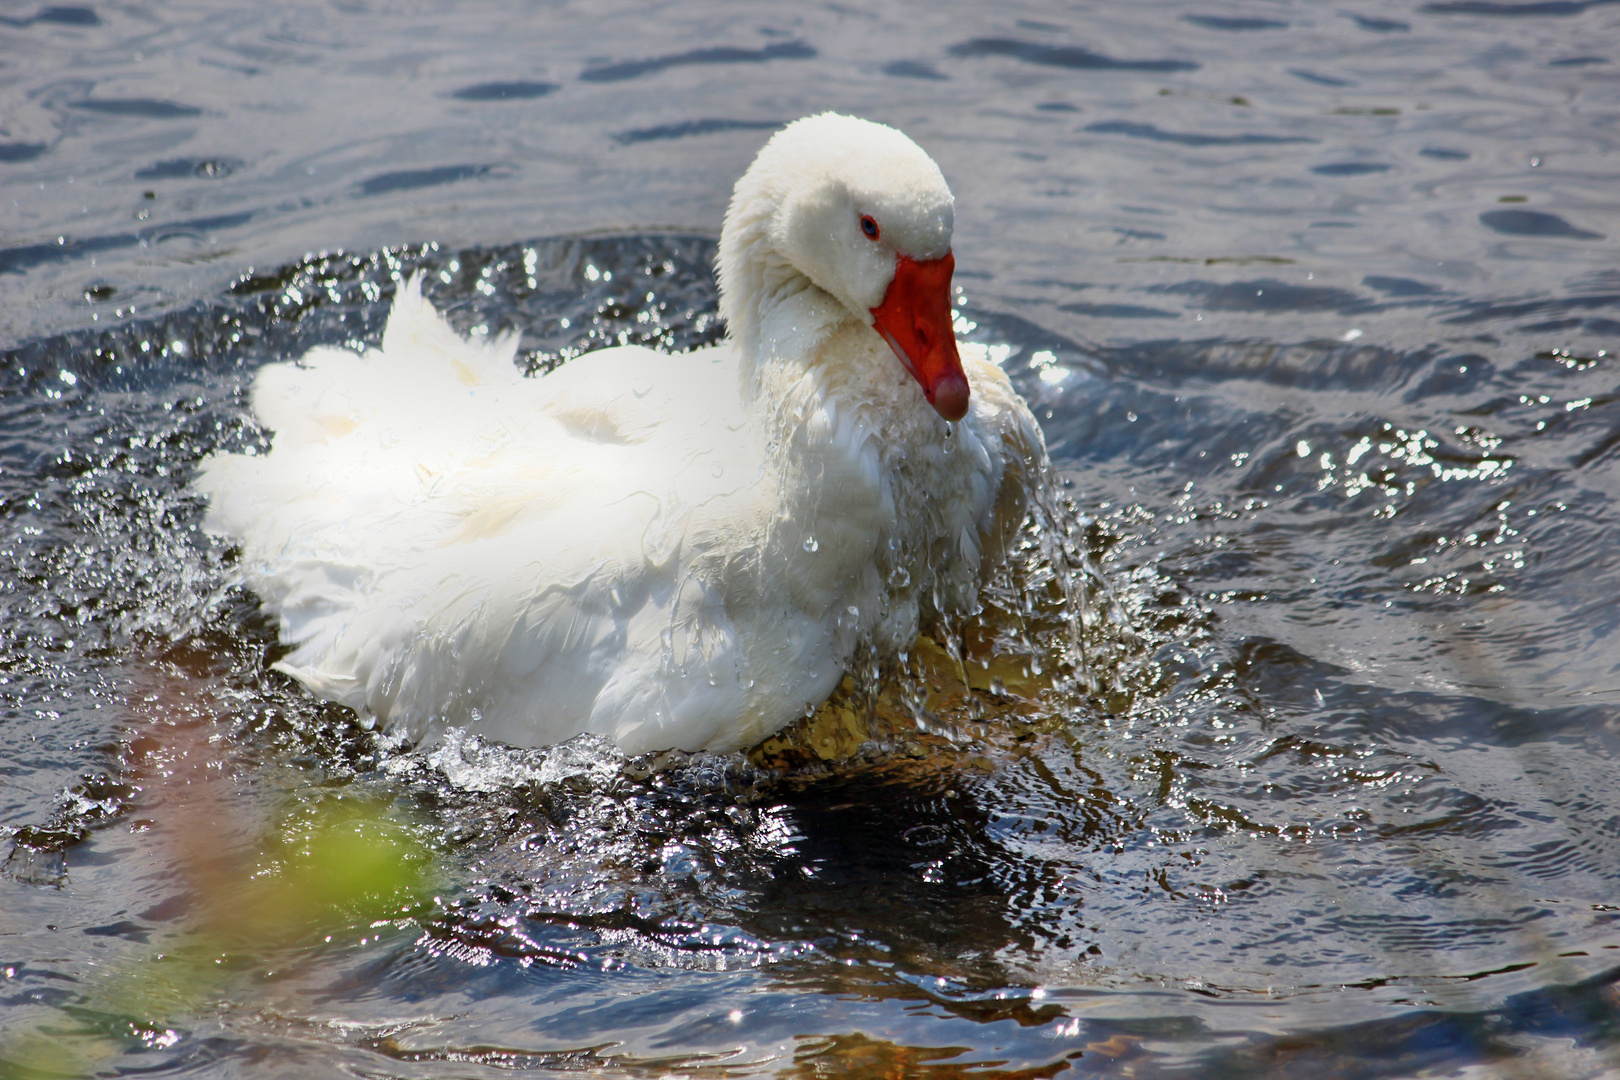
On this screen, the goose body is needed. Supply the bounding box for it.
[195,114,1046,754]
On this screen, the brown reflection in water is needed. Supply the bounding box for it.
[782,1030,1127,1080]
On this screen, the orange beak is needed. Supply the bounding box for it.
[870,251,970,421]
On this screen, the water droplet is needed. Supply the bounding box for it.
[803,537,819,552]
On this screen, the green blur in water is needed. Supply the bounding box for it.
[1,795,440,1079]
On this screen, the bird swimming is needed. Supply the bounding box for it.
[194,113,1047,755]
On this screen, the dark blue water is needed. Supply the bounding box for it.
[3,3,1619,1077]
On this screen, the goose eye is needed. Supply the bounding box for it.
[859,214,880,240]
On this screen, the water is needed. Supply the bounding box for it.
[3,1,1619,1076]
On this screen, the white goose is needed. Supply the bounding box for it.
[196,113,1046,755]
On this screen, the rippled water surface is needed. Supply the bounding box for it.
[4,2,1619,1077]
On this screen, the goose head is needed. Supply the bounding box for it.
[719,113,971,421]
